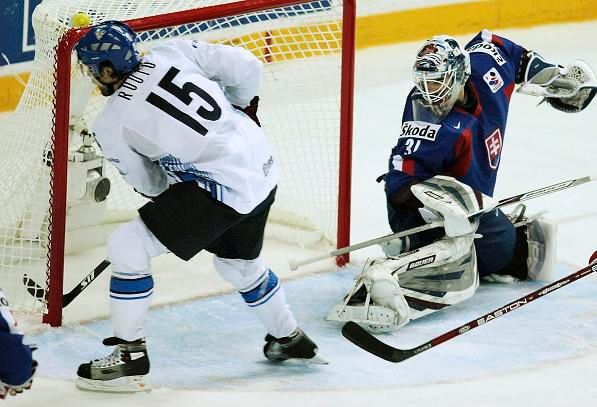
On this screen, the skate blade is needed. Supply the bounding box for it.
[305,354,329,365]
[76,375,151,393]
[277,354,329,366]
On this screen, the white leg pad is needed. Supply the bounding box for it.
[527,217,558,281]
[328,236,477,332]
[365,264,411,327]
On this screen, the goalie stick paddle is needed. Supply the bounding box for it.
[23,260,110,308]
[289,173,597,270]
[342,262,597,363]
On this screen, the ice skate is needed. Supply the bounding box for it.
[76,337,151,392]
[264,328,327,365]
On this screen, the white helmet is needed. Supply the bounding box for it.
[412,35,471,120]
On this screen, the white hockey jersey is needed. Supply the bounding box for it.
[93,40,278,214]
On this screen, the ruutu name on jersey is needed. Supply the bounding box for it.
[118,62,156,101]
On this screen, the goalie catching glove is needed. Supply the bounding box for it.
[517,51,597,113]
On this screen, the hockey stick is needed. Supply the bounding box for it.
[23,260,110,308]
[342,262,597,362]
[289,173,597,270]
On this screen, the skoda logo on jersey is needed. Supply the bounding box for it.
[467,42,506,66]
[400,121,441,142]
[483,68,504,93]
[485,128,503,169]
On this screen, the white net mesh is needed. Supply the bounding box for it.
[0,0,350,316]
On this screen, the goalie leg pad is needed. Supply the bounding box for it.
[483,206,558,282]
[526,216,558,281]
[398,242,478,320]
[328,237,478,332]
[327,301,400,334]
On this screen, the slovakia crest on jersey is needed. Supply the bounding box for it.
[485,129,503,169]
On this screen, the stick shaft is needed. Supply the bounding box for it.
[342,263,597,362]
[290,174,597,270]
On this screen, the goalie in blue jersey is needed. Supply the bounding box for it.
[0,289,37,399]
[329,30,597,332]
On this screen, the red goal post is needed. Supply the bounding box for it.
[29,0,355,326]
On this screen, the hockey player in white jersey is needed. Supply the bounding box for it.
[74,21,323,392]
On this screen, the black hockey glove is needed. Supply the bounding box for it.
[234,96,261,127]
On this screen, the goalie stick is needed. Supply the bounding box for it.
[342,262,597,363]
[23,260,110,308]
[289,173,597,270]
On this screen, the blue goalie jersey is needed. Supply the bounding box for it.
[385,29,526,200]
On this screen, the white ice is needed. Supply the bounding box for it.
[8,21,597,406]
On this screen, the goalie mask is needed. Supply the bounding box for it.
[75,20,141,96]
[412,36,471,121]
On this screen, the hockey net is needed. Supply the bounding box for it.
[0,0,355,325]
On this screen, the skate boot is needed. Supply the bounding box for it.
[76,337,151,392]
[263,328,327,364]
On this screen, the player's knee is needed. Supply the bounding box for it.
[107,219,151,275]
[213,256,282,307]
[475,210,517,275]
[212,256,268,290]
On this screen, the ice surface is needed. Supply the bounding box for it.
[26,265,597,390]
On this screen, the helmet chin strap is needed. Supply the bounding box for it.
[92,74,126,97]
[99,83,118,97]
[457,85,466,104]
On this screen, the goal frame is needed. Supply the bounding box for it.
[46,0,356,326]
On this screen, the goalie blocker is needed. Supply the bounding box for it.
[328,176,557,332]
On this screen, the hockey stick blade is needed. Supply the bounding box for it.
[342,263,597,363]
[22,260,110,308]
[342,322,418,362]
[23,275,46,301]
